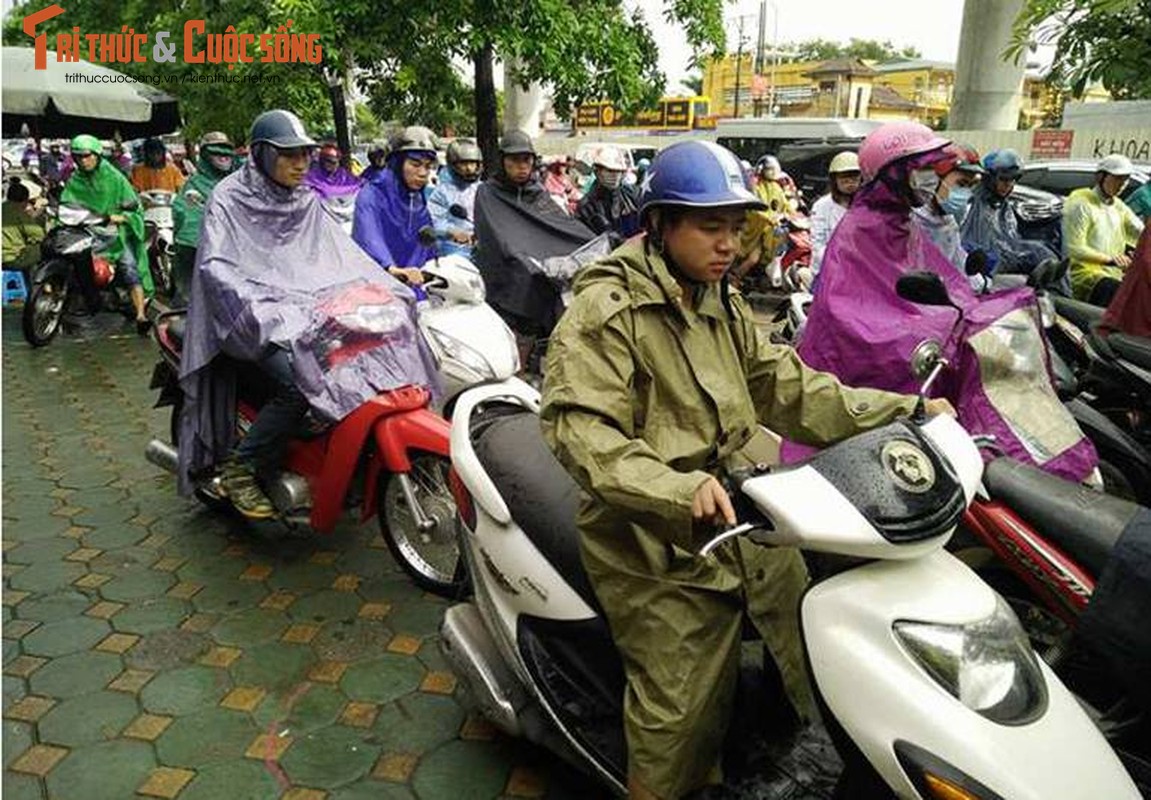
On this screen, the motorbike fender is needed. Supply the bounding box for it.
[28,258,72,286]
[357,408,452,523]
[1065,396,1150,470]
[803,550,1138,799]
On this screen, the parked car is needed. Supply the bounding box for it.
[1016,159,1149,203]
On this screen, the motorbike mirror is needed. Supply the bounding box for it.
[417,226,438,248]
[448,203,469,221]
[964,250,988,277]
[896,271,953,308]
[910,340,943,380]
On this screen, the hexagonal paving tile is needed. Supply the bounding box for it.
[37,690,139,747]
[82,523,151,551]
[155,706,259,767]
[329,783,418,800]
[6,560,87,592]
[252,683,346,737]
[370,693,465,753]
[3,537,78,565]
[229,641,316,691]
[11,588,92,622]
[20,615,110,658]
[140,665,232,716]
[111,597,192,635]
[210,608,289,647]
[387,600,449,639]
[1,772,44,800]
[280,724,380,789]
[176,758,285,800]
[29,651,123,700]
[265,561,339,593]
[45,738,157,800]
[410,739,514,800]
[98,569,176,603]
[125,629,210,672]
[311,618,393,663]
[287,589,362,625]
[2,719,34,769]
[340,655,426,705]
[189,578,268,615]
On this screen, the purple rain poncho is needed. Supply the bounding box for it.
[176,159,440,495]
[795,163,1097,482]
[303,161,361,200]
[351,154,436,270]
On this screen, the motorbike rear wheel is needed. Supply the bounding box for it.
[378,452,468,597]
[21,276,67,347]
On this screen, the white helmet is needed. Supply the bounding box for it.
[1098,153,1134,177]
[592,145,628,172]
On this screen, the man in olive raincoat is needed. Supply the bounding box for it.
[62,134,152,332]
[541,142,951,800]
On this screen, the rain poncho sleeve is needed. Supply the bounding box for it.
[60,159,152,294]
[352,183,396,267]
[1062,186,1145,299]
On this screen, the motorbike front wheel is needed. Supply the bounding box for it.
[151,246,174,298]
[378,452,468,597]
[21,276,67,347]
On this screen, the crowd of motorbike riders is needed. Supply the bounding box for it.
[4,110,1151,799]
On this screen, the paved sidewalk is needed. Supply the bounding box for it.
[2,313,603,800]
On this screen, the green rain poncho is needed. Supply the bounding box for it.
[173,151,236,249]
[61,157,152,295]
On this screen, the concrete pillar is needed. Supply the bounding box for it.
[503,60,545,137]
[950,0,1026,130]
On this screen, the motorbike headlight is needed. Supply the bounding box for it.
[428,327,494,379]
[337,303,404,334]
[894,596,1047,725]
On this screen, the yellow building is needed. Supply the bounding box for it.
[701,54,1110,128]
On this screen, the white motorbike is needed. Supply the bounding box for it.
[442,322,1139,795]
[416,249,520,406]
[140,189,175,296]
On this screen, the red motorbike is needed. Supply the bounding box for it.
[144,308,466,597]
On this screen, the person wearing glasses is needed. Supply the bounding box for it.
[351,126,438,285]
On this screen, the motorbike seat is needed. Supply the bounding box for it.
[1052,295,1105,332]
[983,457,1138,577]
[1108,333,1151,371]
[472,409,600,612]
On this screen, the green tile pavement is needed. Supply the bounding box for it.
[3,312,606,797]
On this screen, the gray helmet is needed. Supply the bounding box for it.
[447,138,482,164]
[249,110,316,149]
[393,126,438,156]
[499,130,535,156]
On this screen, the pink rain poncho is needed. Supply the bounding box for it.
[797,156,1097,481]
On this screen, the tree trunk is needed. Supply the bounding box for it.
[473,42,499,176]
[329,78,351,153]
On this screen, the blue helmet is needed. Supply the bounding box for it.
[984,148,1023,179]
[639,141,766,215]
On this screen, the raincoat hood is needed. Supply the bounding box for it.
[176,159,439,493]
[304,160,361,199]
[350,155,435,269]
[798,171,1096,481]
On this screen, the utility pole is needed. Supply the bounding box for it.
[755,0,767,116]
[733,15,747,119]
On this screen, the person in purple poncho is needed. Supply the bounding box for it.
[796,121,1097,482]
[304,143,361,200]
[351,126,438,285]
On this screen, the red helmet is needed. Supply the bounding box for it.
[933,142,985,178]
[91,257,114,288]
[858,121,950,183]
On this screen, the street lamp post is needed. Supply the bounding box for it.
[733,15,748,119]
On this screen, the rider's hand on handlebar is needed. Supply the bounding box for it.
[692,476,736,527]
[449,230,473,245]
[107,213,126,225]
[388,267,425,285]
[1110,253,1132,269]
[924,398,957,418]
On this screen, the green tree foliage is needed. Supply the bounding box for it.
[1008,0,1151,99]
[784,38,922,63]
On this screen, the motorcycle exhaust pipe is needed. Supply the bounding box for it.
[145,439,179,474]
